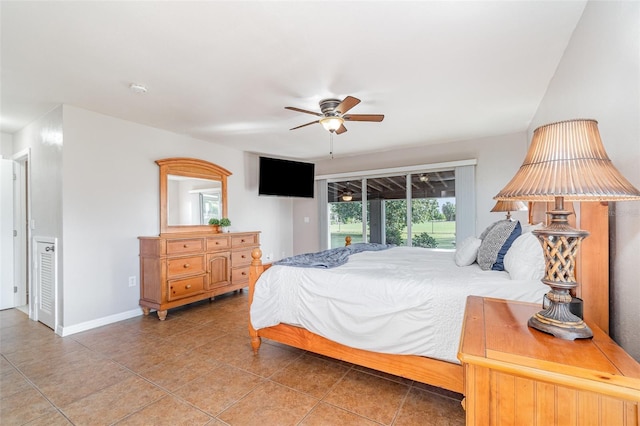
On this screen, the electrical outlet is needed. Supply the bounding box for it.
[128,276,136,287]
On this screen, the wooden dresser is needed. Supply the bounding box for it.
[139,231,260,320]
[458,296,640,426]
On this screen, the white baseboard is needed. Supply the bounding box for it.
[57,308,143,337]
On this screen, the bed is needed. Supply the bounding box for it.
[247,202,609,394]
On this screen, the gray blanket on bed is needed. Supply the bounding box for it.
[273,243,394,269]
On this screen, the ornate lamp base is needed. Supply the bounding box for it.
[528,289,592,340]
[530,196,593,340]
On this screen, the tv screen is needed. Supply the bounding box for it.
[259,156,315,198]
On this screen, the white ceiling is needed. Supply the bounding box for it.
[1,1,586,161]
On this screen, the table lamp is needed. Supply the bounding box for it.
[494,119,640,340]
[490,200,527,220]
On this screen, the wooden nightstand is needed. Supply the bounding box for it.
[458,296,640,426]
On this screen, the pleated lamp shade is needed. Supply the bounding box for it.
[490,200,528,213]
[495,119,640,202]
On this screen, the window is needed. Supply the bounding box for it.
[324,160,475,249]
[200,192,221,225]
[327,170,458,249]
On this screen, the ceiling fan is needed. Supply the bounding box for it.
[285,96,384,135]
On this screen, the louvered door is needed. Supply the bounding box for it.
[35,238,56,330]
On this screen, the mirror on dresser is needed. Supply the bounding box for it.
[157,157,231,234]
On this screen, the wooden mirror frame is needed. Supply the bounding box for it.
[157,157,231,234]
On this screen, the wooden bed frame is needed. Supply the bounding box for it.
[247,202,610,394]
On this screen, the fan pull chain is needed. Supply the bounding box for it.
[330,132,334,159]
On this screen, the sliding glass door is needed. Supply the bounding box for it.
[368,176,408,246]
[327,170,458,249]
[409,171,456,249]
[328,180,364,248]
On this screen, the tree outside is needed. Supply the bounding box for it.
[442,201,456,221]
[331,201,362,232]
[330,198,456,249]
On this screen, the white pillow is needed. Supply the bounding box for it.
[504,232,545,281]
[455,236,482,266]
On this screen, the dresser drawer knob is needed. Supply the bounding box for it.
[183,263,190,268]
[215,241,220,245]
[241,255,246,259]
[241,271,247,276]
[241,239,245,243]
[185,284,192,289]
[183,244,188,248]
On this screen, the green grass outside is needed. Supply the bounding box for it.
[330,221,456,249]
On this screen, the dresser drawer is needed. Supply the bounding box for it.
[168,275,206,301]
[166,238,205,255]
[231,249,253,266]
[207,235,231,251]
[231,233,258,247]
[231,266,250,283]
[167,255,205,278]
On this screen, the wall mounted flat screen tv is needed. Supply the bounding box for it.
[259,156,315,198]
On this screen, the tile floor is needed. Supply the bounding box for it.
[0,290,465,425]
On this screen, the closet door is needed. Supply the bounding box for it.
[35,238,56,330]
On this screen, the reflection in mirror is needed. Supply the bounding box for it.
[201,193,221,224]
[167,175,222,226]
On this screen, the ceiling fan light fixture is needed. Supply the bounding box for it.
[320,116,344,132]
[285,96,383,136]
[342,191,353,201]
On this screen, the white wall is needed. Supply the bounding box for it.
[12,105,293,333]
[13,107,64,325]
[13,107,64,241]
[531,1,640,359]
[1,132,13,158]
[241,152,295,262]
[295,131,531,253]
[292,196,320,255]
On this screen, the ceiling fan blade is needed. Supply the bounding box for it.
[285,106,322,116]
[343,114,385,122]
[290,120,319,130]
[335,124,348,135]
[335,96,361,115]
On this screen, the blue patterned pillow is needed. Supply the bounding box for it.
[477,220,522,271]
[479,221,500,240]
[492,221,522,271]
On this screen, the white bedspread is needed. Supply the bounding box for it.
[250,246,548,364]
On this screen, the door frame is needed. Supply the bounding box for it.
[1,158,14,309]
[12,148,32,318]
